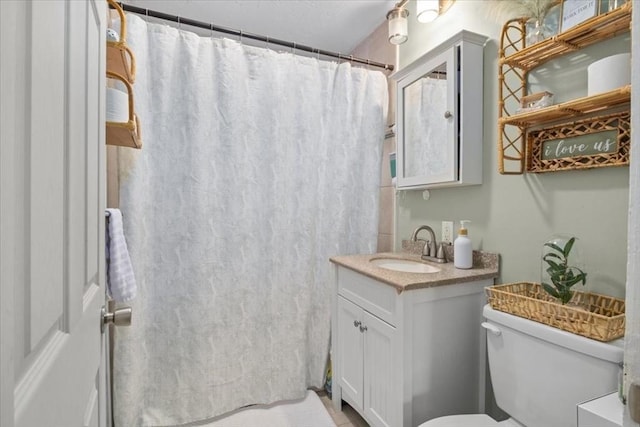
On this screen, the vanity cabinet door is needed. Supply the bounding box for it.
[338,295,398,427]
[362,310,398,427]
[337,296,364,410]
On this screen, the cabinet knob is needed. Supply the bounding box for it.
[353,320,362,328]
[444,111,453,119]
[359,325,368,333]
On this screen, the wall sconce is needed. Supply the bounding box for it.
[387,0,456,45]
[416,0,438,23]
[387,6,409,45]
[417,0,455,23]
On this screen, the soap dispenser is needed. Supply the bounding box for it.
[454,220,472,269]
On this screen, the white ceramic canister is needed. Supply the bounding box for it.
[587,53,631,96]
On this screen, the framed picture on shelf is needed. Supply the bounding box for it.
[561,0,599,32]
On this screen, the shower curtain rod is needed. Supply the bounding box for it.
[115,2,395,71]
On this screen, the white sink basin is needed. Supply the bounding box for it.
[370,258,441,274]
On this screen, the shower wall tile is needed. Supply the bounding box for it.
[378,186,394,236]
[107,146,120,208]
[388,81,396,127]
[377,233,393,253]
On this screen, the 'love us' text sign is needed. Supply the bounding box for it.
[526,112,630,173]
[541,130,618,160]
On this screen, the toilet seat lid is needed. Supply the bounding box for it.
[419,414,500,427]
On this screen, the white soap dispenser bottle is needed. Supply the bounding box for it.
[454,220,473,269]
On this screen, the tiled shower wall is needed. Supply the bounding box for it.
[351,22,397,253]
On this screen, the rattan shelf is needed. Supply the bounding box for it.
[501,2,632,71]
[500,85,630,127]
[107,115,142,149]
[106,0,142,149]
[107,42,136,84]
[106,70,143,149]
[497,2,632,174]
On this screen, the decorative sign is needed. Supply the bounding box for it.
[526,112,630,173]
[541,130,618,160]
[561,0,598,32]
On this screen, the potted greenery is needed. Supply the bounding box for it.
[541,236,587,304]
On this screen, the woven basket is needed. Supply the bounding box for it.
[486,282,625,342]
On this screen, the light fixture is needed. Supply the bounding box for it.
[387,0,456,45]
[387,6,409,45]
[417,0,456,24]
[416,0,439,23]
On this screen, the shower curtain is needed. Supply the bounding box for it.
[113,15,388,427]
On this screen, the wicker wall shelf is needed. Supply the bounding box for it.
[106,0,142,149]
[497,2,632,174]
[106,70,142,149]
[500,85,630,127]
[107,115,142,149]
[501,2,632,71]
[107,42,136,84]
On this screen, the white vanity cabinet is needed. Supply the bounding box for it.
[393,30,488,189]
[336,270,400,427]
[331,265,494,427]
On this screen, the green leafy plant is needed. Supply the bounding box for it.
[541,237,587,304]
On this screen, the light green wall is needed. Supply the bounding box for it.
[395,1,630,298]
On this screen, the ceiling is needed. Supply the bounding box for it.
[124,0,397,54]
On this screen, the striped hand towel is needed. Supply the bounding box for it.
[106,208,137,302]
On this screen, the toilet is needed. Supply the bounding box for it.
[420,304,624,427]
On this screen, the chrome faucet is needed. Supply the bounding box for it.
[411,225,447,263]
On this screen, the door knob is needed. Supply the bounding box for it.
[102,306,132,332]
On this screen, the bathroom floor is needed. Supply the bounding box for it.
[317,392,369,427]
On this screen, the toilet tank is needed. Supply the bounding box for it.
[483,304,623,427]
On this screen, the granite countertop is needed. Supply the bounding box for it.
[330,247,499,293]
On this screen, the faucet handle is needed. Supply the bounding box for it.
[436,242,446,260]
[429,240,437,257]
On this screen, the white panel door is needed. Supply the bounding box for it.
[337,296,365,410]
[363,310,397,427]
[0,1,107,426]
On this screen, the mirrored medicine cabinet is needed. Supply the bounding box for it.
[392,30,488,189]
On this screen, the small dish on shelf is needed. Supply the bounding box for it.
[516,91,554,113]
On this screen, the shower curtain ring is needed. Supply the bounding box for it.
[265,36,270,50]
[177,16,181,29]
[292,42,296,55]
[210,23,214,38]
[239,30,243,44]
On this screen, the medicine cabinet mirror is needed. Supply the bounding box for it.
[393,30,487,189]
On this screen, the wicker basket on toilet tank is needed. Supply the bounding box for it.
[486,282,625,342]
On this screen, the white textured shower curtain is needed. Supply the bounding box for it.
[113,15,388,427]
